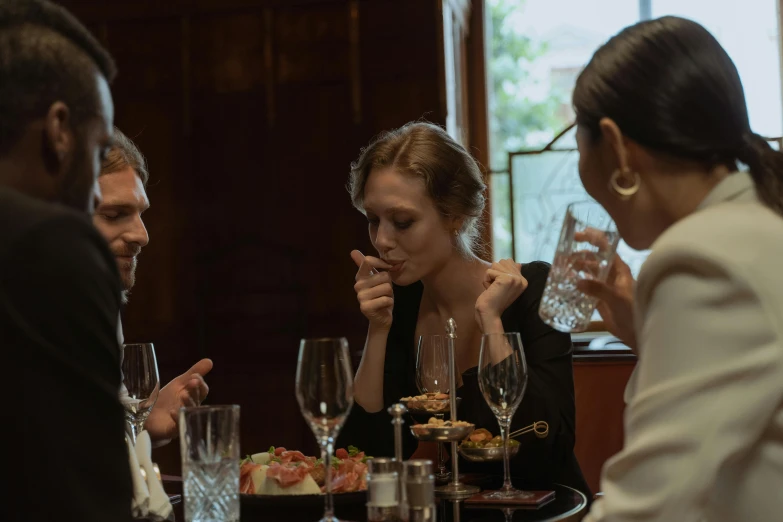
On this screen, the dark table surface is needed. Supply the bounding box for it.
[437,481,587,522]
[205,475,587,522]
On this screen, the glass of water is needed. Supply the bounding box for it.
[179,405,241,522]
[539,201,620,333]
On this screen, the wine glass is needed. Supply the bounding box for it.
[416,335,449,393]
[120,343,160,443]
[295,338,354,522]
[477,332,529,499]
[416,335,451,480]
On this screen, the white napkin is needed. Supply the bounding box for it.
[125,434,150,517]
[126,431,173,521]
[136,431,173,520]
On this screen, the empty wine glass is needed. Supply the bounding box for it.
[295,338,354,522]
[120,343,160,443]
[416,335,450,394]
[477,333,529,499]
[416,335,451,480]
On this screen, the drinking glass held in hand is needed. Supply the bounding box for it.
[121,343,160,442]
[539,201,620,333]
[179,405,241,522]
[296,338,354,522]
[478,332,529,500]
[416,334,451,480]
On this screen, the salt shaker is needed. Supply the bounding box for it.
[404,460,436,522]
[367,457,401,522]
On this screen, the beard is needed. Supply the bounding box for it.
[117,256,137,292]
[111,243,141,302]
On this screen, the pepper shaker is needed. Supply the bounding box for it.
[404,460,436,522]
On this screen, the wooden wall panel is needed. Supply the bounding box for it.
[573,360,636,495]
[56,0,455,471]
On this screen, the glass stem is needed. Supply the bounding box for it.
[321,438,335,521]
[133,418,145,442]
[499,419,513,492]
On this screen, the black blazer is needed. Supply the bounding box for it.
[1,187,133,522]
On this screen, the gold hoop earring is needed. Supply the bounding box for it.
[609,167,641,200]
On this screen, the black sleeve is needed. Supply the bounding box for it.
[337,285,420,459]
[337,326,420,459]
[3,215,133,522]
[508,261,588,493]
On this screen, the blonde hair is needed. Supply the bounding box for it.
[101,127,148,186]
[348,122,486,256]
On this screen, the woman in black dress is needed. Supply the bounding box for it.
[337,122,589,495]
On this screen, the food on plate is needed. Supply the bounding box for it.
[412,417,472,429]
[459,429,520,449]
[240,445,371,496]
[400,392,449,401]
[401,392,451,412]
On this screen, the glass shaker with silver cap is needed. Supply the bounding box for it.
[367,457,401,522]
[404,459,436,522]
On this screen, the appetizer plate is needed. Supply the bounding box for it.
[411,423,474,442]
[458,444,520,462]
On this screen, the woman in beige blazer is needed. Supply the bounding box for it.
[571,16,783,522]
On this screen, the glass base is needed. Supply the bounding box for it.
[435,483,480,500]
[434,470,451,482]
[480,488,534,500]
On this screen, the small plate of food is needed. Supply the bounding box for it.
[239,445,370,507]
[458,428,521,462]
[401,392,462,415]
[410,417,474,441]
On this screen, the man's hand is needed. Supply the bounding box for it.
[145,358,213,443]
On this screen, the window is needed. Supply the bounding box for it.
[488,0,783,274]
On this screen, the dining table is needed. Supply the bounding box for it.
[161,474,587,522]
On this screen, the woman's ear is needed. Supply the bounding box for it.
[449,215,464,234]
[598,117,630,172]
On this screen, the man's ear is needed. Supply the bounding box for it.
[42,101,75,177]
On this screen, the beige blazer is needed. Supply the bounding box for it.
[586,172,783,522]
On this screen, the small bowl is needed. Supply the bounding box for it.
[458,444,520,462]
[406,397,461,415]
[410,423,475,442]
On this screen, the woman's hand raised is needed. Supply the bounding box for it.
[475,259,528,334]
[351,250,395,331]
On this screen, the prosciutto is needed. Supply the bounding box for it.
[240,461,262,494]
[326,459,368,493]
[267,461,312,488]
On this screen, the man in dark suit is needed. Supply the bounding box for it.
[0,1,132,520]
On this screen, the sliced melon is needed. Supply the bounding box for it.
[252,465,322,495]
[251,452,272,465]
[250,465,268,493]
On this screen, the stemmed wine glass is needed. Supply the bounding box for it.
[120,343,160,443]
[416,335,451,480]
[295,338,354,522]
[477,332,529,499]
